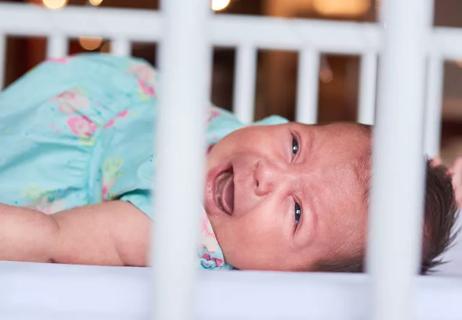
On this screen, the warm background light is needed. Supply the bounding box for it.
[211,0,231,12]
[79,36,103,51]
[89,0,103,6]
[42,0,68,10]
[313,0,370,17]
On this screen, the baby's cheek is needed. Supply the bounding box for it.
[222,207,289,269]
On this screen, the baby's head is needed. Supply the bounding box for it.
[204,122,458,273]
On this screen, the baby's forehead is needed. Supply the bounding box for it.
[299,120,372,196]
[299,121,371,135]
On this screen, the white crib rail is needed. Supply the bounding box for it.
[210,15,380,52]
[0,4,162,41]
[152,2,210,320]
[296,48,320,124]
[47,34,68,58]
[358,52,378,124]
[367,1,432,320]
[0,3,162,68]
[111,38,131,56]
[233,44,257,123]
[425,55,445,157]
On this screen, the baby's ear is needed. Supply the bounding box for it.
[430,156,442,167]
[430,156,452,177]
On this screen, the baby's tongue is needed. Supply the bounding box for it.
[221,174,234,214]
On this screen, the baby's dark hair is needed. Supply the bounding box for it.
[420,162,459,273]
[316,160,459,274]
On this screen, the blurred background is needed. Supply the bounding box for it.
[1,0,462,164]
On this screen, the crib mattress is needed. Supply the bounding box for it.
[1,261,462,320]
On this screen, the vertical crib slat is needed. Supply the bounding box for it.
[0,34,5,90]
[424,56,444,158]
[295,49,320,124]
[358,52,377,125]
[233,45,257,123]
[46,35,68,58]
[152,1,210,320]
[367,1,433,320]
[111,38,131,56]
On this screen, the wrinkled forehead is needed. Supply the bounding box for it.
[323,122,372,200]
[300,122,372,257]
[295,121,372,158]
[316,122,371,142]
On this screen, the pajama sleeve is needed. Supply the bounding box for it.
[84,55,159,218]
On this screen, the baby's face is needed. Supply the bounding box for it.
[204,122,371,271]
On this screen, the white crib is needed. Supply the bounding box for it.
[0,1,461,320]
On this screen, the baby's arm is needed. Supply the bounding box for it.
[0,201,151,266]
[0,204,59,262]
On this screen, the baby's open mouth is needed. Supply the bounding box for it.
[214,166,234,215]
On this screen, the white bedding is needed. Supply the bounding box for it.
[1,212,461,320]
[436,210,462,276]
[1,260,462,320]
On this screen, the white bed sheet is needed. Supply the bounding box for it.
[1,260,462,320]
[436,209,462,276]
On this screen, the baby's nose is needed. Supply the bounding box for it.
[254,159,286,196]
